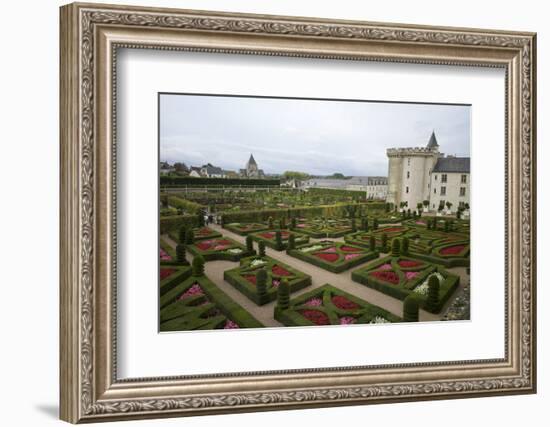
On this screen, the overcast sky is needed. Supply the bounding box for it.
[160,94,470,176]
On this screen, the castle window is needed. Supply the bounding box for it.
[406,186,409,193]
[440,186,447,196]
[460,187,466,196]
[407,158,410,166]
[434,175,438,180]
[441,174,448,183]
[407,171,410,179]
[461,174,467,183]
[434,188,437,194]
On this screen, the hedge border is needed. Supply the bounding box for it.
[249,230,309,251]
[186,237,255,262]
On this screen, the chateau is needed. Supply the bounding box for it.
[386,132,470,213]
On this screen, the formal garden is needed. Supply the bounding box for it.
[158,187,470,332]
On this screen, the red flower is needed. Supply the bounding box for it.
[340,246,361,252]
[299,309,330,325]
[378,227,403,233]
[259,232,275,239]
[314,253,339,262]
[398,260,422,268]
[160,268,176,280]
[244,275,256,284]
[272,265,291,276]
[370,270,400,284]
[332,295,360,310]
[440,245,465,255]
[196,242,212,251]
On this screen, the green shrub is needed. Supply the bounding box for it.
[426,275,440,312]
[351,218,357,232]
[176,244,186,264]
[281,217,286,229]
[381,233,388,252]
[275,231,283,250]
[185,228,195,244]
[373,218,378,229]
[178,226,187,244]
[246,235,253,252]
[197,212,205,227]
[291,217,297,228]
[277,279,290,310]
[287,234,296,251]
[369,235,376,251]
[192,255,205,277]
[268,216,274,229]
[259,241,266,257]
[403,295,419,322]
[402,237,409,255]
[256,268,267,297]
[391,238,401,257]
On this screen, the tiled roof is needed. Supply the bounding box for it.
[432,157,470,173]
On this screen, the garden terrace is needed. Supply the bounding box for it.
[344,226,409,251]
[224,222,268,236]
[168,226,222,243]
[274,284,401,327]
[291,217,354,238]
[160,274,263,331]
[351,256,460,313]
[186,237,254,261]
[249,230,309,251]
[400,229,470,267]
[288,240,379,273]
[224,255,312,305]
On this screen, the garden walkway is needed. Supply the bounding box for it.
[164,224,468,327]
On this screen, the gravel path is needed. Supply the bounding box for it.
[163,223,468,326]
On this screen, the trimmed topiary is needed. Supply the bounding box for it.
[246,235,254,252]
[275,231,283,250]
[182,226,191,243]
[185,228,195,244]
[426,274,440,312]
[258,241,266,257]
[403,295,419,322]
[401,237,409,255]
[281,217,286,229]
[192,255,205,277]
[391,238,401,257]
[287,233,296,251]
[291,217,297,229]
[373,218,378,230]
[268,216,274,229]
[351,218,357,232]
[369,235,376,252]
[197,212,205,227]
[277,278,290,310]
[176,244,186,264]
[381,233,388,252]
[256,268,267,297]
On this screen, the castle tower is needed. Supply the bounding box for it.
[386,132,440,209]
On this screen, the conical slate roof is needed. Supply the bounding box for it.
[247,154,257,166]
[426,131,439,149]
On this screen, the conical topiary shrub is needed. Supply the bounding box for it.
[258,241,266,257]
[185,228,195,245]
[277,278,290,310]
[192,255,205,277]
[268,216,274,229]
[256,268,267,297]
[369,235,376,252]
[246,235,253,252]
[178,226,187,244]
[373,218,378,230]
[381,233,388,252]
[287,234,295,252]
[402,237,409,255]
[426,274,440,313]
[176,243,186,264]
[275,231,283,250]
[403,295,419,322]
[391,238,401,257]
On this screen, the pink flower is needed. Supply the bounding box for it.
[297,224,305,228]
[159,248,172,261]
[339,316,356,325]
[304,297,323,307]
[178,283,204,300]
[272,279,280,288]
[344,253,360,260]
[379,263,392,270]
[405,272,419,280]
[213,245,229,251]
[224,320,240,329]
[319,247,337,253]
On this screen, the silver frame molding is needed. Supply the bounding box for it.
[60,2,537,423]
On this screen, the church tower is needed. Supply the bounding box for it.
[246,154,259,177]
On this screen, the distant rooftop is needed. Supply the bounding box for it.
[432,157,470,173]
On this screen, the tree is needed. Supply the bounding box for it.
[407,208,411,219]
[417,202,423,211]
[287,234,296,251]
[173,162,188,172]
[277,278,290,310]
[256,268,267,297]
[369,235,376,252]
[402,237,409,255]
[258,241,266,257]
[192,255,205,277]
[403,295,419,322]
[178,226,187,244]
[385,203,391,213]
[391,238,401,257]
[330,173,345,179]
[426,275,440,312]
[446,201,453,212]
[423,200,430,210]
[438,201,445,213]
[185,228,195,244]
[275,231,283,250]
[245,235,253,253]
[176,244,186,264]
[282,171,309,181]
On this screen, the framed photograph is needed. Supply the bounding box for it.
[60,2,537,423]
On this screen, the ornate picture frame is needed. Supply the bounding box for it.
[60,2,536,423]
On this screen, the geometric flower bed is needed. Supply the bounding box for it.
[288,240,379,273]
[249,229,309,251]
[401,229,470,267]
[291,217,353,238]
[169,226,222,242]
[159,265,192,297]
[224,255,312,305]
[186,236,254,261]
[160,274,264,331]
[344,225,409,250]
[274,284,401,327]
[223,222,268,236]
[351,255,460,313]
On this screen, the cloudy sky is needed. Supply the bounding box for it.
[159,93,470,176]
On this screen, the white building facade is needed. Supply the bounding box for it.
[386,132,470,213]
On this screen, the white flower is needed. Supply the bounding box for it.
[370,316,390,324]
[250,259,266,267]
[300,244,324,253]
[414,272,444,295]
[227,248,243,254]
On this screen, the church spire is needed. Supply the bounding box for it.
[426,131,439,149]
[247,153,257,166]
